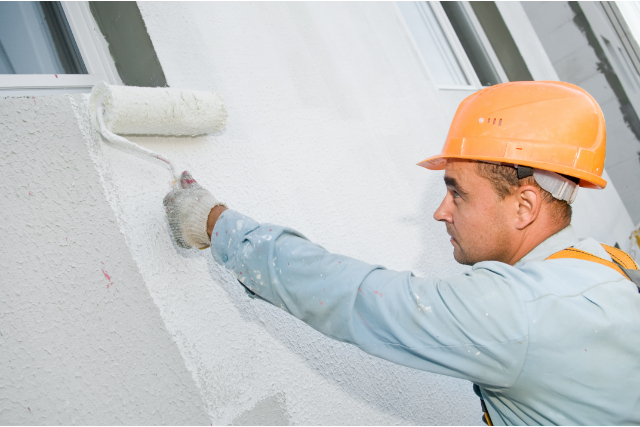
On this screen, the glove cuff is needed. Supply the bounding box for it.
[182,192,225,249]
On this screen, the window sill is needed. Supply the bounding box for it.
[0,74,102,96]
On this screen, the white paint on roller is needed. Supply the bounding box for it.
[90,81,228,187]
[89,81,227,136]
[94,90,179,185]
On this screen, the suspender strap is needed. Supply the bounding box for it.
[473,384,493,426]
[546,244,640,290]
[601,244,639,270]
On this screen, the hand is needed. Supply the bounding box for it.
[163,171,225,249]
[207,205,228,240]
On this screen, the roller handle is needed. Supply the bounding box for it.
[95,94,180,189]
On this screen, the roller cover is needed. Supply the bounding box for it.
[90,81,227,136]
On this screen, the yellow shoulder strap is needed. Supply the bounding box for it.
[600,244,639,270]
[546,247,629,278]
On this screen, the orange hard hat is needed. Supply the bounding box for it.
[419,81,607,189]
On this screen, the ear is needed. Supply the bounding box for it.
[513,185,542,230]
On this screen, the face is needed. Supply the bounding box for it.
[433,160,515,265]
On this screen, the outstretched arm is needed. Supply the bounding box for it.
[165,172,529,390]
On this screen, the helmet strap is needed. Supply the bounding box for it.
[516,165,534,179]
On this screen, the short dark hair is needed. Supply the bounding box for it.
[475,162,572,224]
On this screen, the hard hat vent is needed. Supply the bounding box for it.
[479,117,502,126]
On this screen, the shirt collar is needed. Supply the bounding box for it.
[515,224,578,266]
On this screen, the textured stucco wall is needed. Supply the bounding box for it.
[0,95,209,425]
[1,2,637,425]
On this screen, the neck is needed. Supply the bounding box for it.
[505,221,569,266]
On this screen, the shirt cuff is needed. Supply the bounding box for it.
[210,209,260,269]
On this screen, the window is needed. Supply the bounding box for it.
[440,1,505,86]
[0,2,86,75]
[397,1,470,87]
[0,1,120,96]
[465,2,532,83]
[398,1,534,89]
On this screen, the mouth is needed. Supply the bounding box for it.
[445,226,458,246]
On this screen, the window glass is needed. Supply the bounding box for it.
[0,1,86,74]
[398,1,469,86]
[440,1,503,86]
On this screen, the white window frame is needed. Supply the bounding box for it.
[397,1,560,90]
[0,1,121,96]
[396,1,509,91]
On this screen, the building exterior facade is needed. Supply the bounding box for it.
[2,2,639,424]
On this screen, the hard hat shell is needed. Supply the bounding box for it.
[418,81,607,189]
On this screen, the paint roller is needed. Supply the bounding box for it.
[90,81,227,188]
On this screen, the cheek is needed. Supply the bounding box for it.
[455,199,504,239]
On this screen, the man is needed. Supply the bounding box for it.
[163,81,640,425]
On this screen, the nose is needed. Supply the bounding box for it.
[433,194,453,223]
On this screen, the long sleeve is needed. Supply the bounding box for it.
[210,210,529,390]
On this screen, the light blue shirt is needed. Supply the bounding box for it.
[211,209,640,425]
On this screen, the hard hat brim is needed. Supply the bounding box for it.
[417,154,607,189]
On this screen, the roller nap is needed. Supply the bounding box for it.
[90,81,227,136]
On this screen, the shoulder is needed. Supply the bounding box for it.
[472,248,629,304]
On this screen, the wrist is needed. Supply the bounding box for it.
[207,205,228,240]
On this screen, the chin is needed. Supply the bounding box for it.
[453,247,477,266]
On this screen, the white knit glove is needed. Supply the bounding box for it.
[163,171,224,249]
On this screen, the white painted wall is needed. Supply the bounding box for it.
[0,95,208,424]
[1,2,636,425]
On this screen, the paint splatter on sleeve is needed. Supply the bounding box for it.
[210,209,528,388]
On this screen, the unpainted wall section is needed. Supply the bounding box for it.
[0,96,209,425]
[523,1,640,224]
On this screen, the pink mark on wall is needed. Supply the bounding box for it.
[32,97,36,105]
[358,288,364,295]
[55,74,58,78]
[374,291,383,297]
[101,263,114,289]
[28,191,33,196]
[319,301,323,305]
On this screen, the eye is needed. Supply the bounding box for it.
[453,191,461,199]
